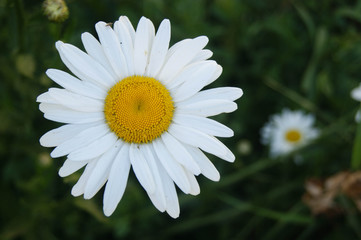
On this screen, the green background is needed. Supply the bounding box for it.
[1,0,361,239]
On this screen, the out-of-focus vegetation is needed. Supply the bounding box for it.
[1,0,361,239]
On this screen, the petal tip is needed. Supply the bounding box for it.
[167,210,180,219]
[71,186,82,197]
[161,18,170,26]
[214,176,221,182]
[83,193,92,200]
[58,167,67,177]
[195,36,209,46]
[236,88,244,100]
[81,32,92,40]
[55,41,64,49]
[39,135,47,146]
[103,208,114,217]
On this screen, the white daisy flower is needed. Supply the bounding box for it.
[37,16,243,218]
[261,109,319,158]
[351,83,361,123]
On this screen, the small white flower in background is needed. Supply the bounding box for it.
[261,109,319,158]
[37,16,243,218]
[351,83,361,123]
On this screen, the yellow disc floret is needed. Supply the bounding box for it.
[285,129,302,143]
[104,76,174,144]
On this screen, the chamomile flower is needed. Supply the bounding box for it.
[261,109,319,158]
[37,16,242,218]
[351,83,361,122]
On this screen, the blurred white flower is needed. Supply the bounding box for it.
[351,83,361,123]
[37,16,242,218]
[261,109,319,158]
[351,83,361,101]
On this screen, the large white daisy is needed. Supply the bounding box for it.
[37,16,242,218]
[261,109,319,158]
[351,83,361,122]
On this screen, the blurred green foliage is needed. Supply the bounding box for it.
[1,0,361,239]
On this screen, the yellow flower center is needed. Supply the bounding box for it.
[104,76,174,144]
[285,129,302,143]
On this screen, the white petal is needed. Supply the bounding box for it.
[145,19,171,77]
[152,139,191,194]
[142,145,166,212]
[183,87,243,103]
[103,143,131,216]
[118,16,135,42]
[81,32,117,79]
[59,159,88,177]
[184,170,200,196]
[173,114,233,137]
[158,36,208,83]
[113,20,135,75]
[95,22,129,80]
[40,122,99,147]
[175,99,238,117]
[55,42,92,87]
[40,103,104,124]
[155,158,180,218]
[51,123,109,158]
[190,49,213,63]
[166,61,215,92]
[71,158,98,197]
[206,63,222,85]
[47,88,104,112]
[133,17,155,75]
[84,140,122,199]
[129,143,156,194]
[166,38,190,56]
[168,123,235,162]
[160,132,201,175]
[38,102,58,113]
[37,91,57,104]
[172,62,221,102]
[67,132,118,161]
[45,69,107,100]
[183,145,220,181]
[55,41,115,88]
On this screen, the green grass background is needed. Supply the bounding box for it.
[1,0,361,239]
